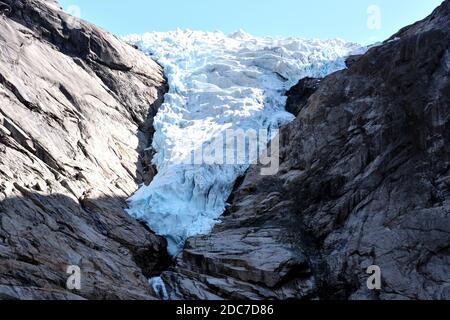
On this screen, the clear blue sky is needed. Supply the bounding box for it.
[59,0,443,44]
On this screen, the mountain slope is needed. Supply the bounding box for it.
[0,0,169,299]
[162,0,450,300]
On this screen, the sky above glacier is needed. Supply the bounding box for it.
[58,0,443,44]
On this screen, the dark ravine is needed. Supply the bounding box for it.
[0,0,170,299]
[161,1,450,300]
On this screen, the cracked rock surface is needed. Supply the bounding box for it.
[162,1,450,300]
[0,0,169,300]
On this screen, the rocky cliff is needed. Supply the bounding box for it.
[2,0,450,301]
[0,0,169,299]
[162,1,450,300]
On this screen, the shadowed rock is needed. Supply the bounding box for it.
[0,0,169,299]
[285,77,321,116]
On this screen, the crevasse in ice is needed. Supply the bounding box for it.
[124,30,359,255]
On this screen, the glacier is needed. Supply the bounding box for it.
[124,30,360,255]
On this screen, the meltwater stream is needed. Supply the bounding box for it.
[124,30,359,255]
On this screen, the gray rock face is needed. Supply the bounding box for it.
[0,0,169,299]
[163,1,450,300]
[285,77,321,117]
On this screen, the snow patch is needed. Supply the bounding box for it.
[149,277,168,300]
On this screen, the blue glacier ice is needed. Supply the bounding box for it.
[124,30,360,255]
[149,277,169,300]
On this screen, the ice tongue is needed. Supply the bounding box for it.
[124,30,360,255]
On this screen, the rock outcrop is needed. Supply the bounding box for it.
[0,0,169,299]
[285,77,321,117]
[162,0,450,300]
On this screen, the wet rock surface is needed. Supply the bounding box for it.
[0,0,169,299]
[163,1,450,300]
